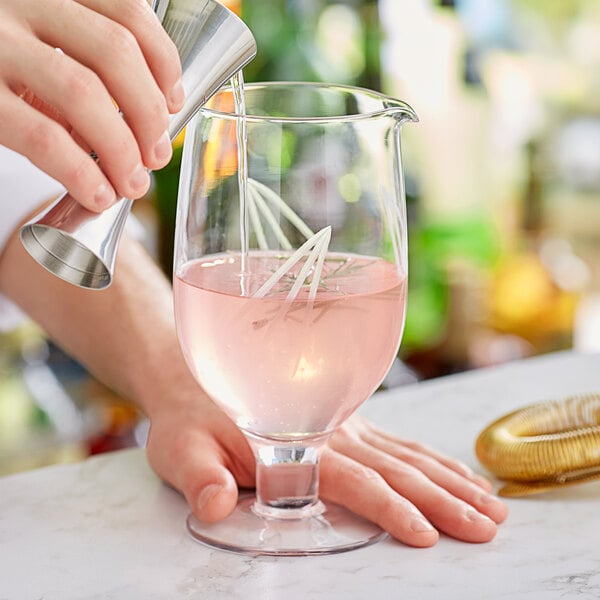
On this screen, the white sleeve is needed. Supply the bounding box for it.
[0,145,65,331]
[0,145,65,250]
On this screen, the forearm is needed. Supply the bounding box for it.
[0,223,197,417]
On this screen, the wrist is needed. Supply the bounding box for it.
[129,346,202,420]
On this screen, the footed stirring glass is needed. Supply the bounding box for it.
[173,81,417,555]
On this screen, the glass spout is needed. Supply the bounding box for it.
[383,97,419,124]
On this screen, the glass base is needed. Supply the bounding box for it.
[186,491,387,556]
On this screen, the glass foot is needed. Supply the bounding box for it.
[186,491,387,556]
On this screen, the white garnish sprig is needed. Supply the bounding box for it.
[246,178,332,302]
[247,178,314,251]
[252,226,332,302]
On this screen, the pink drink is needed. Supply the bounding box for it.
[174,252,407,440]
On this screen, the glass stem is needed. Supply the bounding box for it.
[248,437,328,520]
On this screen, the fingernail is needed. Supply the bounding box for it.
[197,484,222,513]
[460,465,475,478]
[129,164,150,192]
[154,131,172,163]
[410,516,435,533]
[170,79,185,108]
[479,493,498,505]
[465,508,494,524]
[94,183,116,209]
[473,473,493,488]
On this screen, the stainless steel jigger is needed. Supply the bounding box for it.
[20,0,256,290]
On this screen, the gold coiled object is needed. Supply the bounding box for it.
[475,393,600,497]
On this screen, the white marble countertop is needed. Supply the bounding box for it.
[2,351,600,599]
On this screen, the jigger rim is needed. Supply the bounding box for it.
[20,225,111,289]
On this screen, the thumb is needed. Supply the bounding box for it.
[185,464,240,524]
[147,430,240,523]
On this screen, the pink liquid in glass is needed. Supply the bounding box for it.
[174,252,407,440]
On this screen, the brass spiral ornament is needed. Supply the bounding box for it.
[475,393,600,497]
